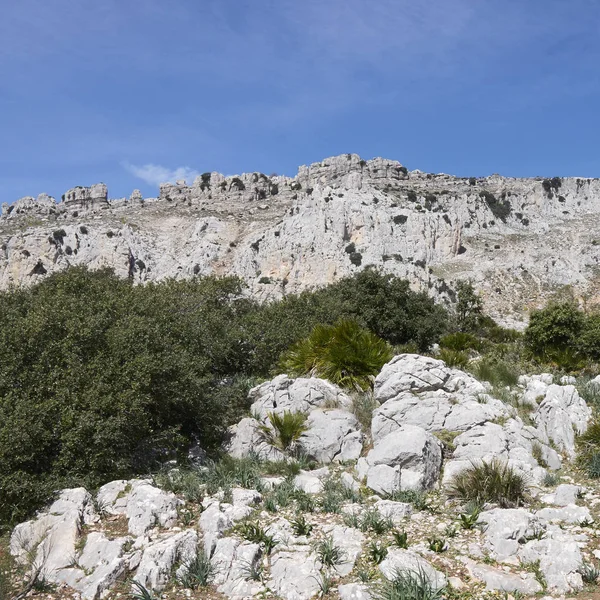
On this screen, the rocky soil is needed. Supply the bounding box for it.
[7,354,600,600]
[3,155,600,327]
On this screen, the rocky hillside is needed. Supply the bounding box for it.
[7,354,600,600]
[3,155,600,327]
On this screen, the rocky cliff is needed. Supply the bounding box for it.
[3,154,600,328]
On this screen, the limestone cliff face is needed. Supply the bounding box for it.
[2,154,600,328]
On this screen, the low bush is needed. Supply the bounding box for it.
[447,459,528,507]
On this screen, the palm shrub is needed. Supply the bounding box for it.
[280,320,393,391]
[447,459,528,508]
[258,411,308,452]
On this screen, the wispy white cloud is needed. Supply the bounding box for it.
[123,163,200,186]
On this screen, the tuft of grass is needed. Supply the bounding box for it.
[177,548,215,589]
[315,536,344,568]
[368,541,389,564]
[131,581,158,600]
[360,509,394,534]
[470,358,520,388]
[343,513,360,529]
[352,392,379,434]
[280,320,393,391]
[438,349,469,369]
[447,459,528,508]
[543,471,561,487]
[356,562,378,583]
[579,562,600,584]
[258,411,308,452]
[315,570,336,595]
[577,422,600,478]
[240,559,264,582]
[427,538,447,553]
[386,490,432,512]
[291,515,313,537]
[235,522,278,555]
[391,529,409,549]
[318,477,359,514]
[373,567,445,600]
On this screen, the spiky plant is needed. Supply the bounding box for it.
[280,320,393,391]
[427,538,447,553]
[391,529,409,549]
[130,581,158,600]
[258,411,308,452]
[177,548,214,589]
[315,536,344,568]
[577,422,600,478]
[447,459,528,508]
[579,562,600,584]
[291,515,313,537]
[368,541,388,564]
[373,567,445,600]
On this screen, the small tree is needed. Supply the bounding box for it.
[455,281,483,333]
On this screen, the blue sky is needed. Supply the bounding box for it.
[1,0,600,201]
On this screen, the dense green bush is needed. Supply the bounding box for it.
[525,301,584,358]
[0,268,254,528]
[524,301,600,366]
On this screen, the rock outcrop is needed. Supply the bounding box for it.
[4,154,600,326]
[8,355,599,599]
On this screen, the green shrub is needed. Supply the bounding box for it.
[447,459,528,508]
[524,301,584,359]
[454,281,484,332]
[258,411,308,451]
[281,320,393,391]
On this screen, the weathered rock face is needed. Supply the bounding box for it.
[5,155,600,326]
